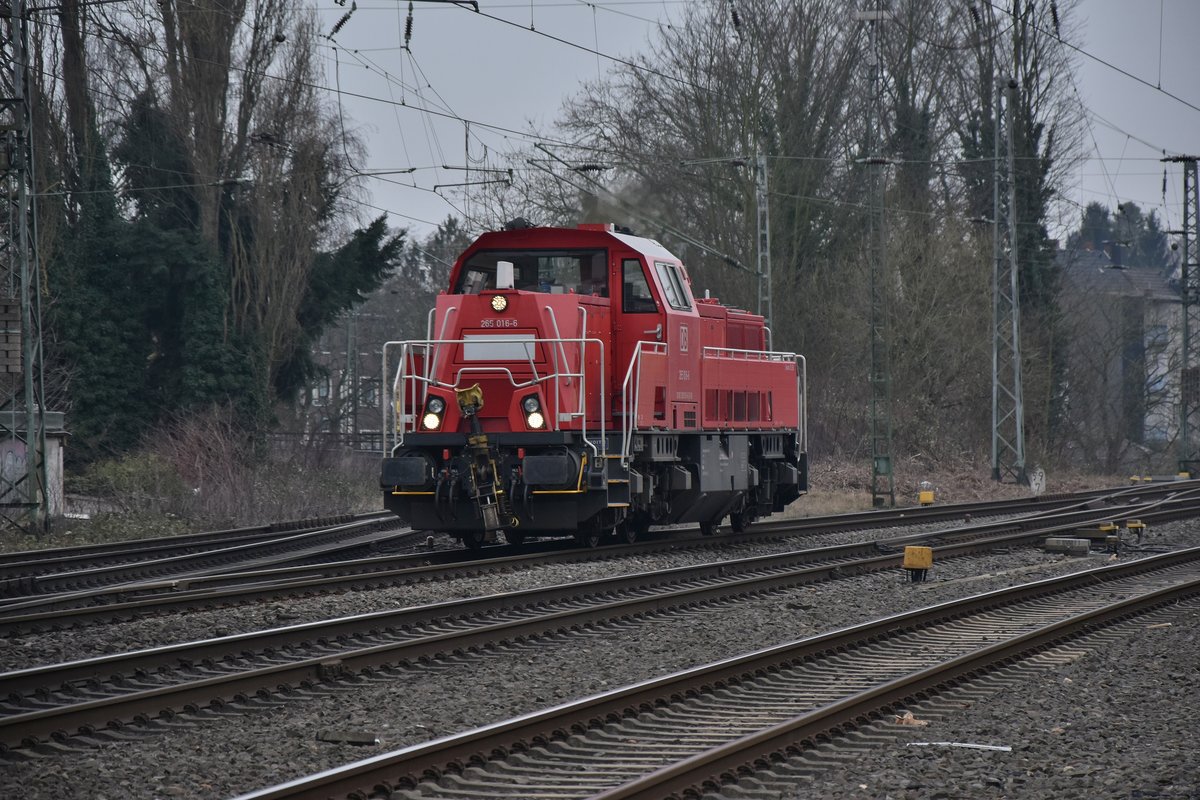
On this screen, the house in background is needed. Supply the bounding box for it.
[1058,242,1180,471]
[294,309,391,454]
[293,268,444,454]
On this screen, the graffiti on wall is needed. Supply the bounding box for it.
[0,438,27,500]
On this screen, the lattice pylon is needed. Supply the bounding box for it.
[0,0,49,531]
[857,6,894,507]
[1168,157,1200,474]
[991,79,1027,485]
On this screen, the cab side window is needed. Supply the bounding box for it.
[622,259,658,313]
[654,261,692,310]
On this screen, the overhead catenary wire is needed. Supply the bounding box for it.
[532,142,753,273]
[38,67,1183,243]
[372,0,1190,221]
[1043,5,1181,233]
[978,0,1200,117]
[50,4,1169,172]
[32,7,598,156]
[32,0,1191,243]
[30,8,577,227]
[21,50,468,231]
[46,64,1171,241]
[26,29,547,189]
[44,1,1198,158]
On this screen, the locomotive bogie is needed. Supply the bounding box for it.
[622,431,807,530]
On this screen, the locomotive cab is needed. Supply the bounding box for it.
[380,224,807,548]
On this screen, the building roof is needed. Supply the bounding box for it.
[1058,246,1178,303]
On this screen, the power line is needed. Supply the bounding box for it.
[32,9,591,153]
[30,11,602,225]
[455,2,708,94]
[23,56,469,231]
[37,3,1123,209]
[979,0,1200,117]
[34,1,1189,242]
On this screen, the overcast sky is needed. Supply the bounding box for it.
[314,0,1200,241]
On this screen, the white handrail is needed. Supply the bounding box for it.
[796,354,808,453]
[620,340,667,465]
[541,305,571,433]
[383,335,605,460]
[701,345,797,361]
[427,306,458,387]
[384,335,806,467]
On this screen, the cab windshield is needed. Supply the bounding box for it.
[455,250,608,297]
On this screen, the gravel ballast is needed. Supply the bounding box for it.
[2,521,1197,799]
[774,602,1199,799]
[0,519,1002,671]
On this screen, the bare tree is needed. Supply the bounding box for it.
[474,0,859,336]
[225,13,355,396]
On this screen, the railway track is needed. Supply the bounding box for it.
[0,480,1162,588]
[0,515,413,602]
[0,482,1183,632]
[3,491,1194,754]
[0,512,391,578]
[230,546,1200,800]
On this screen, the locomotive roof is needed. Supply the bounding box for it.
[611,231,678,261]
[464,225,680,263]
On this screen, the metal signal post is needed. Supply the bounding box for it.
[991,78,1027,485]
[855,5,894,507]
[754,150,772,330]
[1164,155,1200,475]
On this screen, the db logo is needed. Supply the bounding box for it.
[678,324,689,353]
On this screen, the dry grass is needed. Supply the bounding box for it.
[780,455,1124,518]
[0,410,384,554]
[1,448,1125,554]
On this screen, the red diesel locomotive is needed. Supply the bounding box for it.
[379,222,808,547]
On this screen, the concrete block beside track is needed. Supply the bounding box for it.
[1043,537,1092,556]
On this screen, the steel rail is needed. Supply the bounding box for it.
[1,482,1186,629]
[4,484,1189,639]
[4,497,1197,750]
[592,575,1200,799]
[740,478,1191,536]
[0,512,393,575]
[0,516,408,602]
[0,478,1179,583]
[228,546,1200,800]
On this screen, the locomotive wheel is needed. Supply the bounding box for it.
[461,530,484,550]
[615,519,642,545]
[575,529,602,548]
[504,529,526,546]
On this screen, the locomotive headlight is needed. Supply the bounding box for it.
[491,294,508,312]
[422,412,442,430]
[426,396,445,414]
[522,394,544,428]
